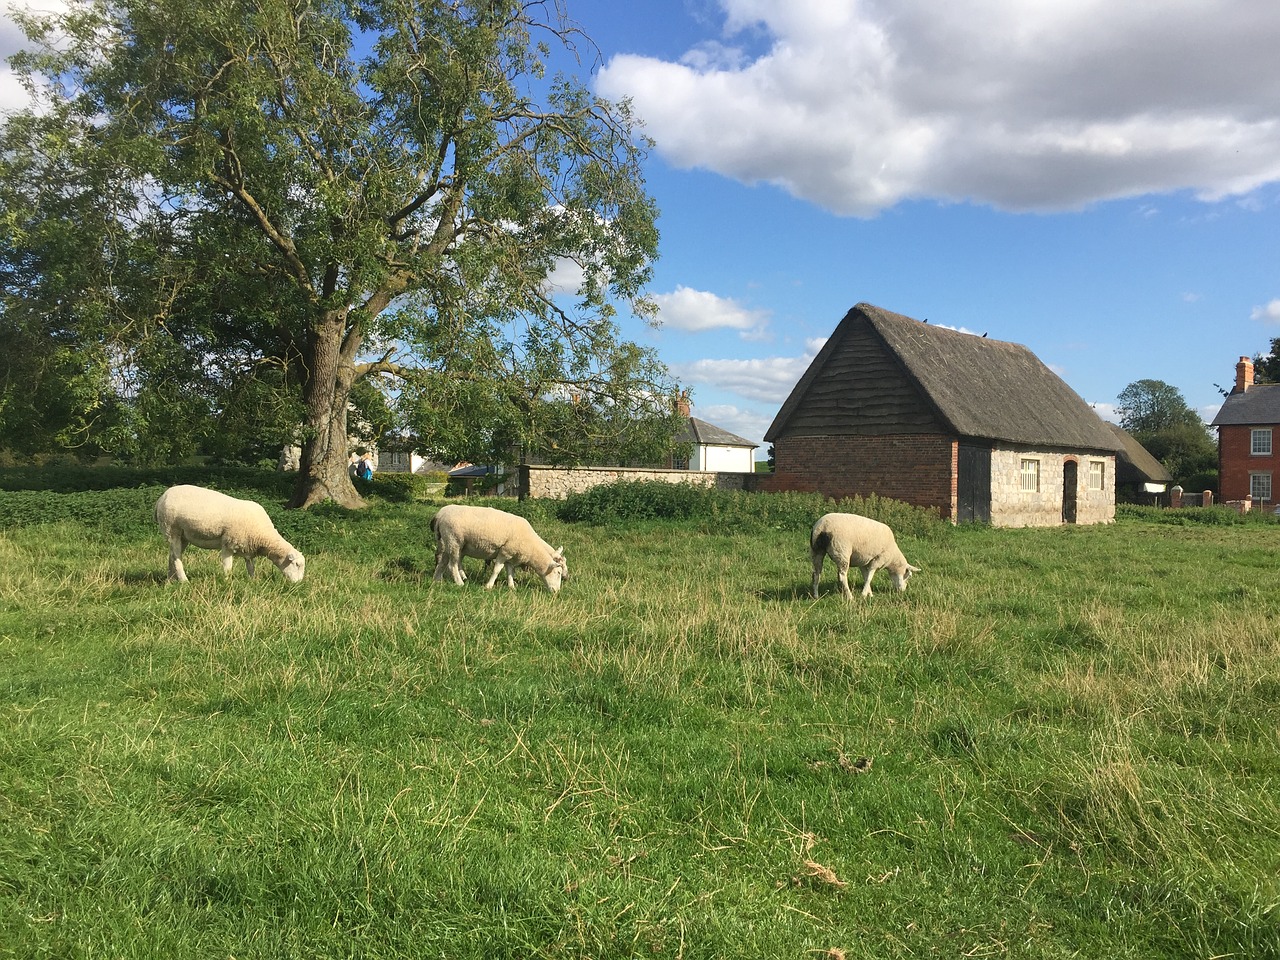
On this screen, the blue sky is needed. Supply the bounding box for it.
[4,0,1279,459]
[569,0,1280,456]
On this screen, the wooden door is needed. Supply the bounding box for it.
[1062,459,1079,524]
[957,443,991,524]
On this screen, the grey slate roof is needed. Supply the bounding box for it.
[1106,423,1172,485]
[767,303,1121,452]
[1210,383,1280,426]
[674,417,757,449]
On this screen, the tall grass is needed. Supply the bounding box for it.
[2,471,1278,958]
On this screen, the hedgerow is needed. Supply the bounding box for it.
[553,480,950,540]
[1116,503,1280,525]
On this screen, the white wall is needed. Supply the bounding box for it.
[696,444,755,473]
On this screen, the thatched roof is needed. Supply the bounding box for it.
[766,303,1121,452]
[1106,423,1172,485]
[1211,382,1280,425]
[675,417,757,449]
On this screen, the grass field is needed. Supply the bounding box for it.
[2,476,1279,958]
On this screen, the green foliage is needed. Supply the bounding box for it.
[0,464,293,498]
[1117,502,1279,525]
[1251,337,1280,384]
[554,479,949,540]
[1116,379,1217,485]
[1116,379,1205,434]
[2,0,677,503]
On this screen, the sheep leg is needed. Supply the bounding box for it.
[433,548,465,584]
[860,563,878,597]
[836,558,854,600]
[483,559,507,590]
[167,539,189,582]
[244,556,256,578]
[811,550,825,599]
[220,548,237,577]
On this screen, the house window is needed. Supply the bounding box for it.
[1088,460,1105,491]
[1252,429,1272,456]
[1020,458,1040,493]
[1250,472,1272,503]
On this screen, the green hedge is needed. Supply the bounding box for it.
[553,480,949,540]
[1116,502,1280,525]
[0,465,293,498]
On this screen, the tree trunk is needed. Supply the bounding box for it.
[289,311,364,509]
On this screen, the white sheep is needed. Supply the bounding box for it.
[810,512,919,599]
[154,484,306,583]
[431,503,567,592]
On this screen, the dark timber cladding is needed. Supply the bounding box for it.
[776,318,944,435]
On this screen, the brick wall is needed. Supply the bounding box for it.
[756,434,956,516]
[1218,424,1280,504]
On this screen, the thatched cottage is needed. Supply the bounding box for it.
[759,303,1121,526]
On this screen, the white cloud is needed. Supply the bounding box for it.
[544,257,586,297]
[1091,402,1121,424]
[597,0,1280,215]
[1251,299,1280,323]
[933,322,982,336]
[672,336,825,405]
[653,285,769,337]
[0,2,71,115]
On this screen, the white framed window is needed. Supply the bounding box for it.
[1020,458,1040,493]
[1088,460,1105,491]
[1250,472,1272,503]
[1252,429,1273,456]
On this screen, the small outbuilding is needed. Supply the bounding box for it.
[1106,422,1172,503]
[759,303,1121,526]
[672,416,758,472]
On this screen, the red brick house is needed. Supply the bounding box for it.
[759,303,1121,526]
[1210,356,1280,509]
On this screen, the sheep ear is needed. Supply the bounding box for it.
[908,564,921,573]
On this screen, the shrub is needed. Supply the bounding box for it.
[0,464,293,499]
[1116,503,1279,525]
[554,480,949,540]
[0,487,162,537]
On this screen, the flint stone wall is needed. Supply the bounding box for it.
[519,464,755,500]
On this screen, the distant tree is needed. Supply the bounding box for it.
[1252,338,1280,384]
[1115,379,1216,485]
[1116,379,1204,435]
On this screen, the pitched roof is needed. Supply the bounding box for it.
[766,303,1120,451]
[674,417,757,449]
[1106,423,1172,485]
[1210,383,1280,426]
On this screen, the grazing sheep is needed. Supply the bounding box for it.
[810,512,919,599]
[154,484,305,583]
[431,504,567,592]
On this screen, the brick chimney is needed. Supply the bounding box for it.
[675,390,691,417]
[1234,356,1255,394]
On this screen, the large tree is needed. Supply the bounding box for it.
[3,0,680,504]
[1115,378,1217,484]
